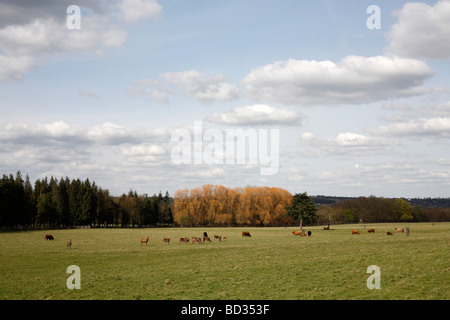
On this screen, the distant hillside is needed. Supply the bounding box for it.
[312,195,450,209]
[406,197,450,209]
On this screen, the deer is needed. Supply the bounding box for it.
[67,239,72,248]
[203,237,212,243]
[179,237,189,244]
[163,238,171,244]
[141,235,149,246]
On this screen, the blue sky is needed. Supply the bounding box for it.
[1,0,449,198]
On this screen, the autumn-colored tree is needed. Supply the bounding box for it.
[172,185,292,226]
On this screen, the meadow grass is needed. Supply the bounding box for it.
[0,223,448,300]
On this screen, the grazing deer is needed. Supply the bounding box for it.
[191,237,202,244]
[67,239,72,248]
[179,237,189,244]
[386,231,393,236]
[141,235,149,246]
[45,234,54,240]
[163,238,171,244]
[214,235,221,241]
[352,230,360,235]
[203,237,212,243]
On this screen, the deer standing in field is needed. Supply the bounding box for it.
[141,235,149,246]
[67,239,72,248]
[163,238,171,244]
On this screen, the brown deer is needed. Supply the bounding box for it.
[141,235,149,246]
[179,237,189,244]
[203,237,212,243]
[67,239,72,248]
[191,237,202,244]
[163,238,171,244]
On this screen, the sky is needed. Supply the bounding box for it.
[0,0,449,198]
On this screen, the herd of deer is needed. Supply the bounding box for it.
[139,232,228,246]
[352,227,405,236]
[44,232,227,248]
[45,226,408,248]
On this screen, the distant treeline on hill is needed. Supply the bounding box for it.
[313,195,450,209]
[313,195,450,224]
[1,172,449,229]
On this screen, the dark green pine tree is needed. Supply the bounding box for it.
[69,178,82,226]
[286,192,318,229]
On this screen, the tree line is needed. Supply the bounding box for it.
[1,171,449,229]
[0,171,172,229]
[315,196,450,225]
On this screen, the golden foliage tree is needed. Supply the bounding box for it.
[173,184,292,226]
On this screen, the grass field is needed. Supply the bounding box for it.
[0,223,448,300]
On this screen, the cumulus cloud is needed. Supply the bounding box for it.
[0,0,161,82]
[205,104,302,126]
[240,55,434,105]
[0,120,176,191]
[297,131,394,158]
[372,100,450,139]
[128,70,240,103]
[0,55,35,82]
[0,121,171,147]
[386,0,450,60]
[161,70,240,103]
[370,117,450,139]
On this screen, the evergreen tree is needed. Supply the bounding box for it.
[285,192,318,228]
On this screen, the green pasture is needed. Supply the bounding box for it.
[0,223,448,300]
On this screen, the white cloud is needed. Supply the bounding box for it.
[119,0,163,23]
[205,104,302,126]
[0,55,35,82]
[129,70,240,103]
[0,16,127,56]
[161,70,240,103]
[0,121,172,146]
[121,143,167,157]
[416,101,450,118]
[298,131,394,158]
[370,117,450,139]
[387,0,450,60]
[240,55,434,105]
[0,120,175,193]
[0,0,162,82]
